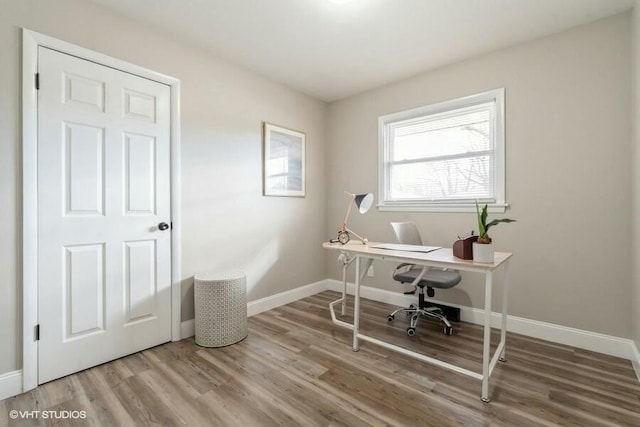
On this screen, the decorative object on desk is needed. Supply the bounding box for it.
[335,191,374,244]
[453,232,478,260]
[263,122,305,197]
[473,201,516,263]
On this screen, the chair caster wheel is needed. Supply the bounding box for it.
[444,326,453,335]
[481,397,491,403]
[387,315,394,322]
[406,327,416,336]
[409,304,416,310]
[499,357,507,362]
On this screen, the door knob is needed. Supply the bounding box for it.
[158,222,170,231]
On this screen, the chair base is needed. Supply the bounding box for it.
[387,305,453,336]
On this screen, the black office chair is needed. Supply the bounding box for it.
[386,222,461,336]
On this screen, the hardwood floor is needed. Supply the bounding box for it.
[2,291,639,426]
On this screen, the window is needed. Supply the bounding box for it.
[378,89,506,212]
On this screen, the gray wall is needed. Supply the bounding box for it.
[326,13,632,338]
[0,0,636,380]
[0,0,327,375]
[633,3,640,352]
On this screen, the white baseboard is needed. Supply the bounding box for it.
[181,279,329,339]
[179,276,637,368]
[247,279,329,317]
[0,370,22,401]
[181,319,195,339]
[326,279,635,361]
[7,278,635,400]
[632,341,640,383]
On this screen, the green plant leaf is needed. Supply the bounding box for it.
[485,218,517,232]
[476,200,516,238]
[475,201,485,238]
[480,204,488,237]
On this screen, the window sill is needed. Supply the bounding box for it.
[377,203,509,213]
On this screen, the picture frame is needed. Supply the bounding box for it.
[263,122,306,197]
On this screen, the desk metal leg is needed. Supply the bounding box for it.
[500,261,510,362]
[338,253,355,316]
[327,248,511,403]
[481,271,493,403]
[341,261,347,316]
[352,257,361,352]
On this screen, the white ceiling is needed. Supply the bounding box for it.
[90,0,635,101]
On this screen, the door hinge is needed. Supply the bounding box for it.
[35,324,40,341]
[35,73,40,90]
[170,222,173,230]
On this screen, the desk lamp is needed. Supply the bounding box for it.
[336,191,374,244]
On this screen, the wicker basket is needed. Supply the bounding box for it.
[194,270,248,347]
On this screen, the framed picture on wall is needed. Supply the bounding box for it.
[263,122,306,197]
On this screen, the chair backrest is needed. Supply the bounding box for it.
[390,222,423,246]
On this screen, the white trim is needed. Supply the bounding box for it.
[21,28,39,397]
[377,88,506,213]
[178,276,640,369]
[181,280,329,339]
[170,81,182,343]
[181,319,195,339]
[0,370,23,401]
[247,279,328,317]
[377,203,508,213]
[20,269,639,386]
[632,341,640,383]
[179,277,640,375]
[21,29,181,393]
[326,279,635,361]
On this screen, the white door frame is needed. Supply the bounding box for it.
[22,29,182,392]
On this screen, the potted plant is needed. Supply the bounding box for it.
[473,201,516,263]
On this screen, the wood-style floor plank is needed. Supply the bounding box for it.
[2,291,639,426]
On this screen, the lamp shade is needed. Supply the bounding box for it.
[354,193,374,214]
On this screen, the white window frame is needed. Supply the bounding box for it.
[378,88,507,213]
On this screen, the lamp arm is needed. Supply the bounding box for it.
[345,227,368,244]
[342,197,355,230]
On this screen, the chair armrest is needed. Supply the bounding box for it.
[394,263,414,275]
[396,263,414,269]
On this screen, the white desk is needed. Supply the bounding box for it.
[323,241,513,402]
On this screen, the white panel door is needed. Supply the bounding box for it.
[37,47,172,383]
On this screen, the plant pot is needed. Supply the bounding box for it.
[473,242,494,263]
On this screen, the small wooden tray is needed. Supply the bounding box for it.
[453,235,478,260]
